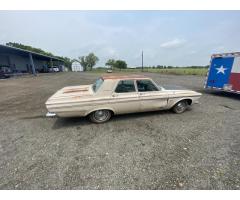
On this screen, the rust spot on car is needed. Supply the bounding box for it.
[72,95,92,99]
[72,96,82,99]
[64,88,88,93]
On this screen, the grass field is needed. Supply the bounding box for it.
[92,67,208,76]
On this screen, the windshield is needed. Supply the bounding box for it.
[92,78,104,92]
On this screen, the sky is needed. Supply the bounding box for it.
[0,11,240,67]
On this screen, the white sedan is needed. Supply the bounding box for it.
[46,74,202,123]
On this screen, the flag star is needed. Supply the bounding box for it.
[216,65,227,74]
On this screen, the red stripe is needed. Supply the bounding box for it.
[229,73,240,91]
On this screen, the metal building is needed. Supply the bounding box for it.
[71,61,83,72]
[0,44,64,76]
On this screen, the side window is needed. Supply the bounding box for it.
[115,80,136,93]
[136,79,158,92]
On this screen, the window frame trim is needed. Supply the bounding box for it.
[136,79,160,92]
[92,77,104,93]
[113,79,137,94]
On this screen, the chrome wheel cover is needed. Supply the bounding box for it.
[93,110,109,121]
[175,102,186,112]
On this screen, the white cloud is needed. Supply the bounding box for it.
[188,50,197,55]
[160,38,186,48]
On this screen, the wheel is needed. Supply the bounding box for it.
[172,100,188,114]
[89,109,112,123]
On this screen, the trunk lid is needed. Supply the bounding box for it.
[46,85,93,105]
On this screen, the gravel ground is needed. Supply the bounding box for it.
[0,72,240,190]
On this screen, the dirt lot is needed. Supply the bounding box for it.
[0,72,240,189]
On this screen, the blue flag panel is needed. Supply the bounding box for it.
[206,57,234,88]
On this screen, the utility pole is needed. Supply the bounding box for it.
[141,51,143,72]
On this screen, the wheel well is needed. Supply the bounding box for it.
[87,109,114,116]
[185,99,192,105]
[108,110,114,116]
[173,99,192,107]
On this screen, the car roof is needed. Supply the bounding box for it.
[102,74,149,80]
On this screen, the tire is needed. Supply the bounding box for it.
[89,109,112,123]
[172,100,188,114]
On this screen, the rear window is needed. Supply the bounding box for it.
[92,78,104,92]
[115,80,136,93]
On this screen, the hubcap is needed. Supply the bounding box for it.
[176,102,186,112]
[94,110,109,121]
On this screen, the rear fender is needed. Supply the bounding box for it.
[85,107,115,116]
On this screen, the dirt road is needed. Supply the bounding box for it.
[0,72,239,189]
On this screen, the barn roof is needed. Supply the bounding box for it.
[0,44,64,62]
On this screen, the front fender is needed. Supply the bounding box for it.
[167,97,193,109]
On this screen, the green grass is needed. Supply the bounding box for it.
[91,68,208,76]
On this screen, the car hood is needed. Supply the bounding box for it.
[159,85,202,96]
[159,84,187,90]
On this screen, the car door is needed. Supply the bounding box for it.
[136,79,168,111]
[110,79,140,114]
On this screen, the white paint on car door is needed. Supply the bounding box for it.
[136,79,168,111]
[109,79,140,114]
[138,91,168,111]
[110,92,140,114]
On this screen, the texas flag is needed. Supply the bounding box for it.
[206,55,240,91]
[229,56,240,91]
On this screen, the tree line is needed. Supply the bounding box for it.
[73,54,127,71]
[136,65,209,69]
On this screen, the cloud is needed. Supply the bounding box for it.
[160,38,186,49]
[188,50,197,55]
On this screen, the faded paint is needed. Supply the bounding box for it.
[46,75,201,118]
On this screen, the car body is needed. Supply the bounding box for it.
[107,69,113,73]
[52,66,60,72]
[48,66,60,72]
[46,74,202,123]
[0,66,11,79]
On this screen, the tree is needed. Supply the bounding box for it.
[78,56,88,71]
[85,53,99,71]
[77,53,99,71]
[57,56,73,71]
[105,59,116,69]
[114,60,127,70]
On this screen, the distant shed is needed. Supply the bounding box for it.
[71,61,83,72]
